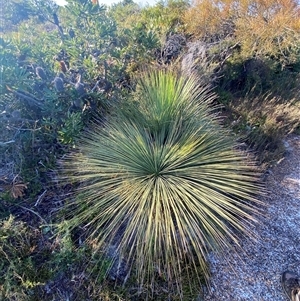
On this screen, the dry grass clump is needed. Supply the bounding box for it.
[229,94,300,165]
[184,0,300,64]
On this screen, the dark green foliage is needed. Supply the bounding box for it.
[0,215,115,301]
[0,216,51,300]
[0,0,162,200]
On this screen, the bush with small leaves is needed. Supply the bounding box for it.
[1,0,166,199]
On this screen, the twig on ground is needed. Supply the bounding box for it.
[15,204,48,225]
[0,140,15,146]
[34,189,48,207]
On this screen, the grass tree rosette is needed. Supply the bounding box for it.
[60,70,262,296]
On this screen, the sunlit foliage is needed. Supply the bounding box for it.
[61,70,262,298]
[185,0,300,64]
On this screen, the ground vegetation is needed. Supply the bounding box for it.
[0,0,299,300]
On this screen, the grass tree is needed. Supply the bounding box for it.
[60,70,262,298]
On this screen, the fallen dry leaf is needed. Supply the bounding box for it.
[10,182,27,199]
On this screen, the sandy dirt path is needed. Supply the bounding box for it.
[204,135,300,301]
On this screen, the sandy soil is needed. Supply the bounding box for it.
[203,135,300,301]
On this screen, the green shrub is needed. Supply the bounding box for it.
[0,216,51,300]
[60,70,262,298]
[0,215,116,301]
[0,0,163,200]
